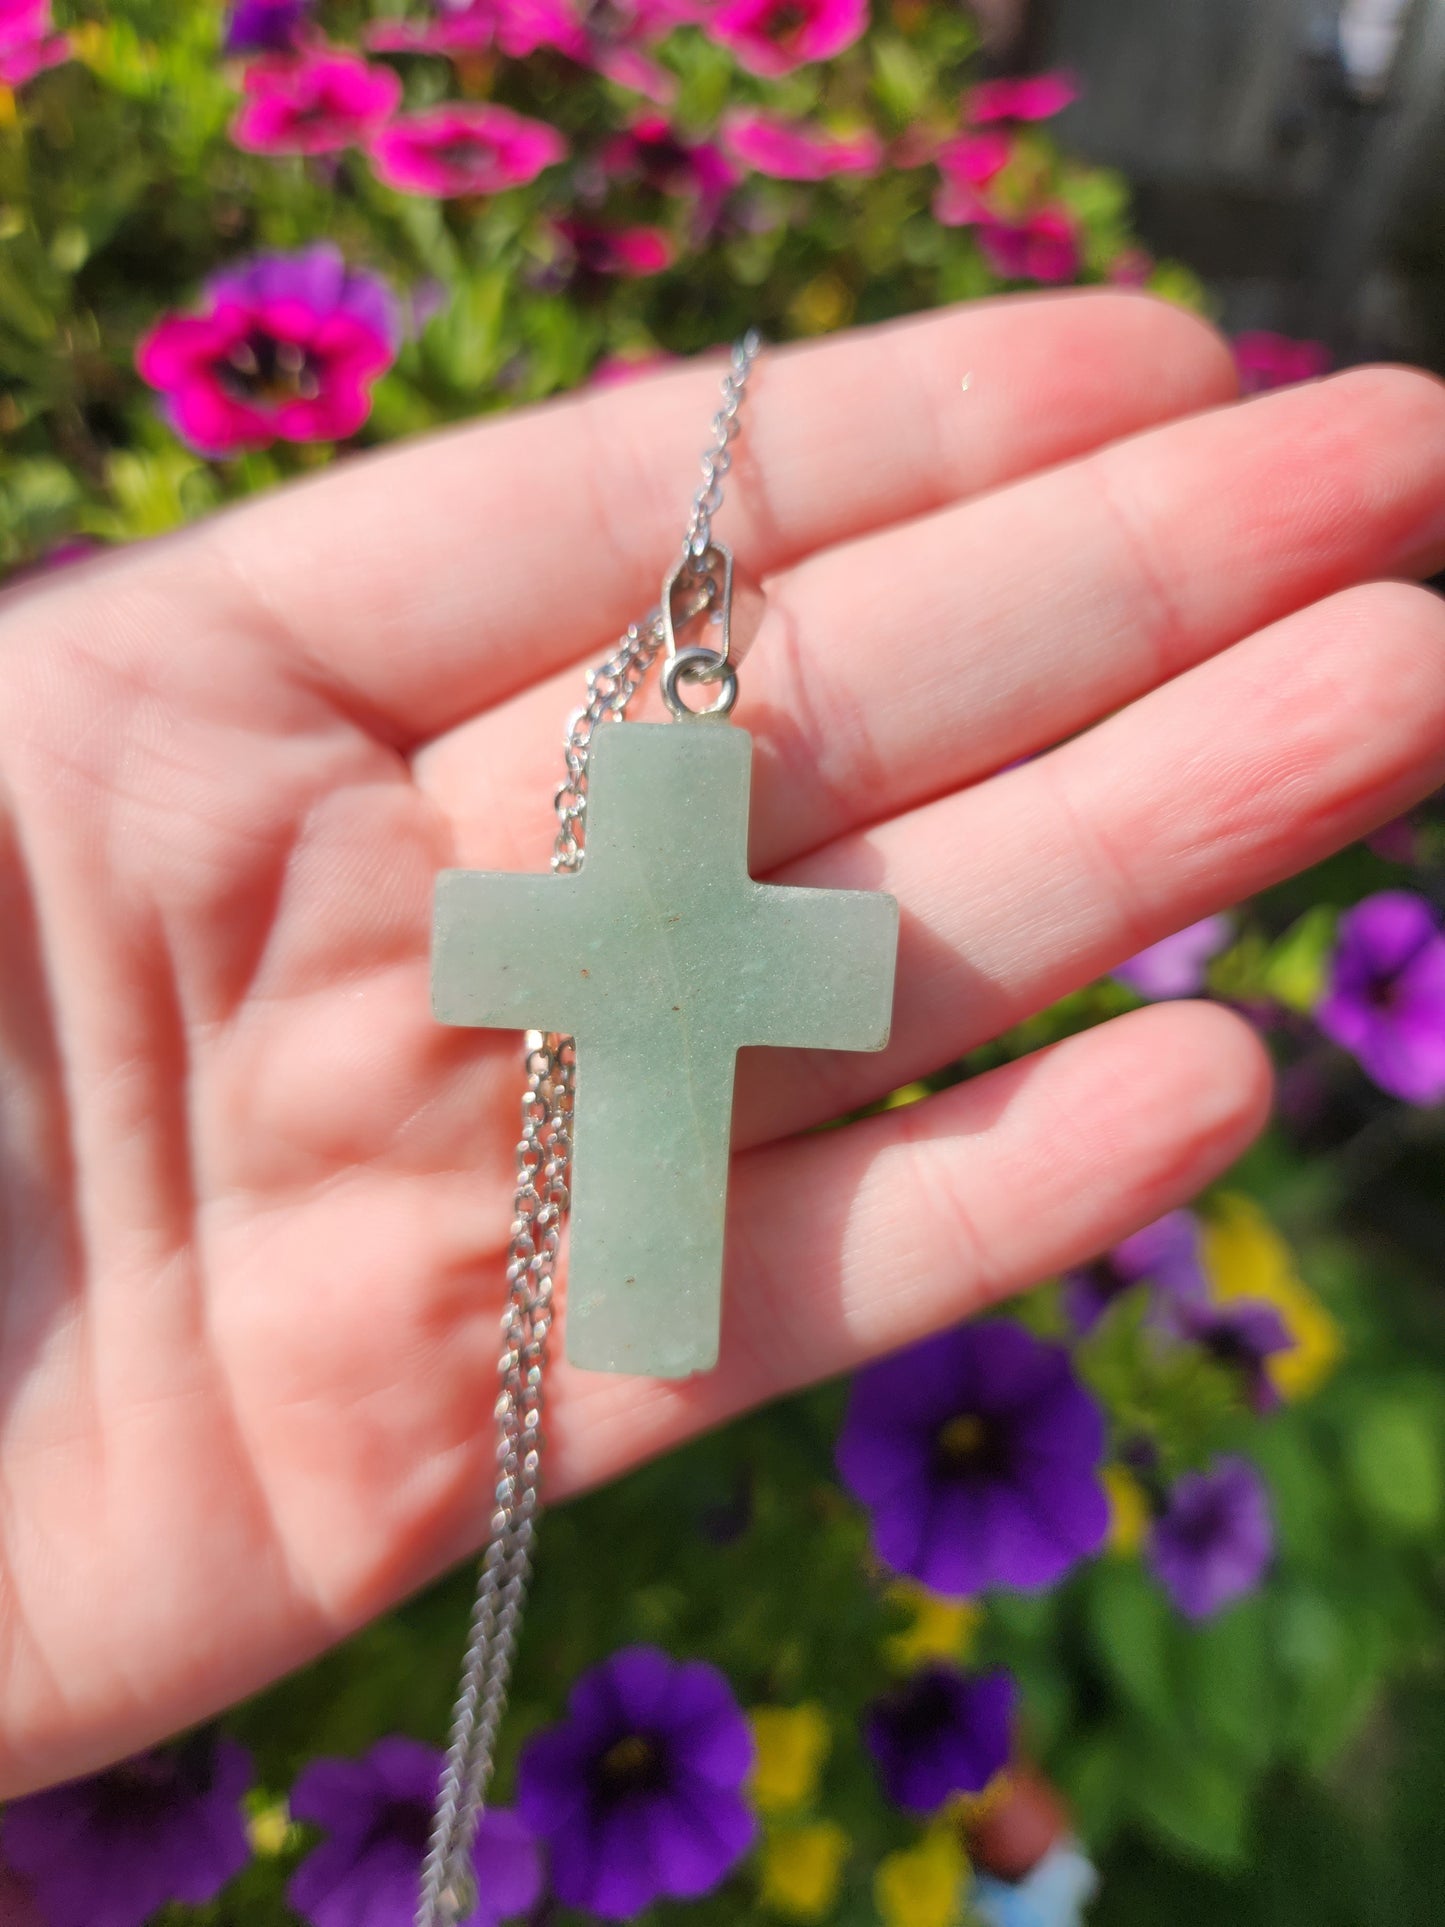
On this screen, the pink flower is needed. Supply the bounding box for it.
[722,107,882,180]
[603,113,738,210]
[1108,245,1153,287]
[367,0,677,98]
[977,205,1078,282]
[554,216,675,277]
[367,0,584,59]
[590,348,675,386]
[1233,331,1331,394]
[230,50,402,155]
[613,0,709,34]
[709,0,867,77]
[966,70,1078,123]
[934,178,1079,283]
[369,103,568,197]
[587,38,676,100]
[935,128,1013,189]
[0,0,67,85]
[580,0,703,95]
[135,246,399,456]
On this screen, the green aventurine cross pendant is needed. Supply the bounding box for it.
[432,718,899,1378]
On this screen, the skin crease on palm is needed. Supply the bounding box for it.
[2,293,1445,1799]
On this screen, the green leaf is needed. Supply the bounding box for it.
[1346,1399,1443,1539]
[1260,906,1338,1013]
[1085,1560,1174,1723]
[1181,1595,1275,1766]
[1129,1736,1252,1867]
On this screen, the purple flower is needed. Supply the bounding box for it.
[1173,1298,1294,1412]
[1232,330,1330,394]
[1146,1455,1273,1620]
[288,1738,540,1927]
[836,1323,1110,1596]
[369,103,568,198]
[1114,914,1234,999]
[1061,1209,1206,1336]
[2,1735,253,1927]
[722,108,883,180]
[135,245,399,456]
[517,1645,756,1919]
[1317,890,1445,1105]
[231,50,402,156]
[709,0,867,77]
[865,1665,1015,1814]
[223,0,311,55]
[0,0,67,85]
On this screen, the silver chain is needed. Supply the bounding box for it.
[683,328,761,562]
[416,336,762,1927]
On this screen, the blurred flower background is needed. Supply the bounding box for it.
[2,2,1445,1924]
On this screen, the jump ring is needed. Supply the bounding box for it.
[660,645,739,720]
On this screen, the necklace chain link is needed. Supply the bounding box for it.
[416,334,761,1927]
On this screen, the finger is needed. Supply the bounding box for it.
[549,1001,1270,1498]
[203,292,1236,741]
[726,576,1445,1147]
[417,365,1445,874]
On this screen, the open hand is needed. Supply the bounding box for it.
[2,291,1443,1794]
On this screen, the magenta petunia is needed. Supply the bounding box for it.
[585,31,677,100]
[231,49,402,155]
[722,108,882,181]
[554,215,675,277]
[935,128,1013,189]
[223,0,311,55]
[369,102,567,197]
[982,206,1078,282]
[1114,913,1234,1000]
[1147,1455,1273,1620]
[365,0,677,95]
[1233,330,1331,394]
[517,1645,756,1919]
[709,0,867,76]
[602,113,739,212]
[837,1322,1110,1597]
[966,70,1078,123]
[367,0,585,60]
[936,188,1078,283]
[288,1739,540,1927]
[591,348,674,386]
[2,1736,253,1927]
[0,0,67,85]
[1317,890,1445,1105]
[136,245,399,456]
[616,0,710,33]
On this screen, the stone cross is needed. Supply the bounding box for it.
[432,720,898,1378]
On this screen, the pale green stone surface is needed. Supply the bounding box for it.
[432,721,898,1378]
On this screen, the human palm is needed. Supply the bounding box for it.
[2,292,1444,1797]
